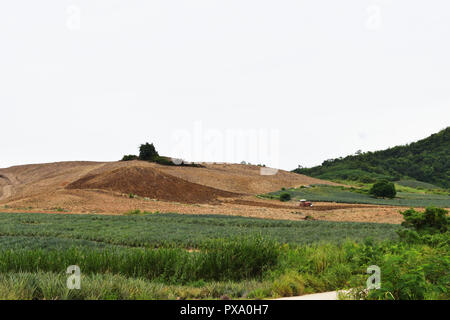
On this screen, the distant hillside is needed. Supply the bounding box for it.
[294,127,450,188]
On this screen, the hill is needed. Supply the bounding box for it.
[0,161,351,220]
[294,127,450,188]
[66,166,238,204]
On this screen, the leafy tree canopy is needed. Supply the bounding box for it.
[139,143,159,161]
[369,180,396,198]
[293,127,450,188]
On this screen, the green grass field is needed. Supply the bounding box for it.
[266,185,450,207]
[396,179,442,190]
[0,212,399,248]
[0,211,447,300]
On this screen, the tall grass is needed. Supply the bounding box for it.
[0,238,447,300]
[0,237,279,283]
[0,272,272,300]
[0,212,447,300]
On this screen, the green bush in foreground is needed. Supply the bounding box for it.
[396,207,449,246]
[347,207,450,300]
[400,207,448,234]
[366,249,449,300]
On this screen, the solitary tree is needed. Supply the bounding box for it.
[279,193,291,202]
[369,180,396,198]
[139,143,159,161]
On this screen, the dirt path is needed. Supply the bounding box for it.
[0,173,18,201]
[0,185,12,200]
[276,290,349,300]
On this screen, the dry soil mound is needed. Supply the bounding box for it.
[66,166,237,203]
[153,162,339,194]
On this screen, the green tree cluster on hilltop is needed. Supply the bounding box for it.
[294,127,450,188]
[121,142,202,167]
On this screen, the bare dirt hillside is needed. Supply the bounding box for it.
[0,160,337,202]
[66,166,237,203]
[152,162,338,194]
[0,160,405,223]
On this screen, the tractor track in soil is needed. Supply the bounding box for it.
[0,174,15,201]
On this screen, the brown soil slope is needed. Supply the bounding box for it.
[0,160,336,203]
[153,162,339,195]
[1,160,396,223]
[0,161,105,201]
[66,166,237,203]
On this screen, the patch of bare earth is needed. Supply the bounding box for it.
[0,160,411,224]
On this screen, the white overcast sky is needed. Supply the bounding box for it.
[1,0,449,170]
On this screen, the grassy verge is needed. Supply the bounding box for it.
[0,272,270,300]
[0,238,447,300]
[0,237,278,283]
[0,211,447,300]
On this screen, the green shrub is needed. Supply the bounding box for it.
[153,156,177,166]
[279,193,291,202]
[271,271,305,297]
[369,180,396,198]
[121,155,138,161]
[365,247,449,300]
[399,207,448,234]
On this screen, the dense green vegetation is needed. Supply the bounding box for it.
[0,212,399,247]
[0,237,447,300]
[348,207,449,300]
[294,127,450,188]
[369,180,396,198]
[396,180,441,190]
[0,210,447,300]
[265,185,450,207]
[399,207,449,236]
[0,237,279,283]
